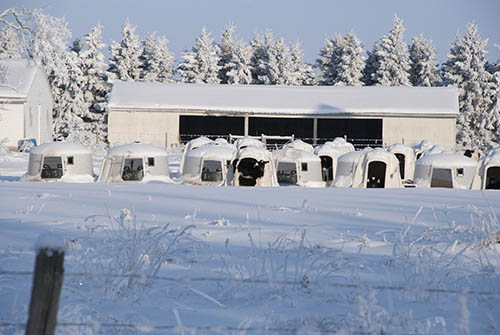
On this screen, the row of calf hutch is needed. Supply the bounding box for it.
[19,138,500,190]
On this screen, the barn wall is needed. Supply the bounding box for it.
[0,102,25,150]
[108,109,179,148]
[382,117,456,151]
[25,70,54,145]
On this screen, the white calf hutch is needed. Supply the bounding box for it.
[179,136,214,174]
[227,145,278,187]
[22,142,94,182]
[181,141,236,186]
[0,59,53,150]
[386,143,416,184]
[471,147,500,190]
[98,142,170,183]
[333,148,402,188]
[273,147,324,187]
[107,83,458,151]
[413,153,477,189]
[314,137,355,183]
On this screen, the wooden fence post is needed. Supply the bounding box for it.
[25,247,65,335]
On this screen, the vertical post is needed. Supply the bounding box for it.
[26,246,64,335]
[244,116,249,136]
[313,118,318,145]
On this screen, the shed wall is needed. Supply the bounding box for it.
[108,109,179,148]
[0,103,24,149]
[382,117,456,151]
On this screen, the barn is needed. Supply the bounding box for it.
[0,59,53,150]
[107,82,458,150]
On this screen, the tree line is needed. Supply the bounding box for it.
[0,9,499,152]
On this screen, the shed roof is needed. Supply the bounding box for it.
[0,59,40,99]
[108,82,459,117]
[30,142,92,155]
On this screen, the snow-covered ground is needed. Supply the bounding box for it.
[1,150,499,334]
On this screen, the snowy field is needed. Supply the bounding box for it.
[1,151,500,334]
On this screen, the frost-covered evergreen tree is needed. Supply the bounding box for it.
[335,32,365,86]
[0,27,22,59]
[364,15,411,86]
[290,42,317,86]
[140,33,174,83]
[442,23,498,151]
[108,19,143,81]
[316,35,342,85]
[250,31,274,84]
[75,24,110,145]
[217,25,239,84]
[225,41,253,84]
[177,27,220,84]
[409,34,440,86]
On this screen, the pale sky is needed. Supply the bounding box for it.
[4,0,500,64]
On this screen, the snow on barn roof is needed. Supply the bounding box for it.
[30,142,92,155]
[108,82,459,117]
[0,59,40,99]
[106,142,168,157]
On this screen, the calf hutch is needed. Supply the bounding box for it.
[0,59,53,150]
[21,142,94,182]
[107,82,459,150]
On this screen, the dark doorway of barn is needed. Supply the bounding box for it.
[367,161,386,188]
[319,156,333,182]
[179,116,245,142]
[317,119,382,149]
[248,117,314,145]
[430,168,453,188]
[394,153,405,180]
[485,166,500,189]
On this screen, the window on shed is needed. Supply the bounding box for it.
[301,162,308,172]
[485,166,500,189]
[456,168,464,177]
[67,156,74,165]
[148,157,155,167]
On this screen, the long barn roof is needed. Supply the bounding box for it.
[108,81,458,117]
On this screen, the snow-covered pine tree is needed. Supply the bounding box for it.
[267,38,294,85]
[217,25,238,84]
[365,15,411,86]
[290,42,317,86]
[409,34,440,86]
[0,27,22,59]
[177,27,220,84]
[334,32,365,86]
[75,24,110,146]
[225,41,253,84]
[442,23,497,151]
[249,31,274,85]
[140,32,175,83]
[107,19,143,81]
[315,35,342,86]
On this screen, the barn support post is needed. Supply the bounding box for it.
[313,118,318,145]
[25,246,65,335]
[244,116,249,136]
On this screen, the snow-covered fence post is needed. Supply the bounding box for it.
[26,233,65,335]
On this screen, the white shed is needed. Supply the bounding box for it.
[234,136,265,150]
[314,137,355,183]
[228,145,278,187]
[108,83,458,151]
[273,147,324,187]
[0,59,53,150]
[21,142,94,182]
[471,147,500,190]
[414,153,477,189]
[181,141,236,186]
[333,148,402,188]
[98,142,171,183]
[386,143,416,184]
